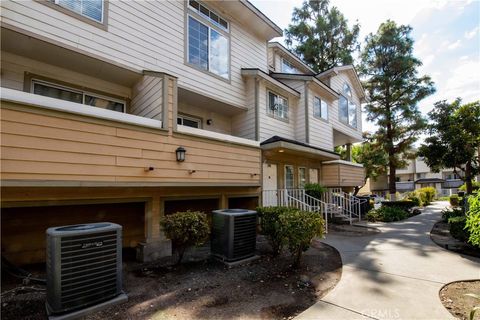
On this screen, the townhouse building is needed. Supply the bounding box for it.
[0,0,365,265]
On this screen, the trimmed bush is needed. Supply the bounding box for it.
[441,207,464,222]
[257,206,292,256]
[279,209,324,268]
[465,193,480,248]
[161,211,210,264]
[448,216,470,242]
[366,206,408,222]
[381,201,415,211]
[304,183,327,200]
[417,187,436,203]
[406,195,422,207]
[450,194,460,207]
[415,190,429,206]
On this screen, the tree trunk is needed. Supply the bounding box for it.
[292,248,303,269]
[388,158,397,201]
[465,160,473,195]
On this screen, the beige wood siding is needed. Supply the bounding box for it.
[1,104,261,185]
[130,74,163,121]
[321,163,365,187]
[279,79,306,143]
[232,78,256,140]
[308,86,334,151]
[178,102,233,135]
[328,72,363,141]
[1,0,268,109]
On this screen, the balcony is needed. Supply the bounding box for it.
[396,181,415,191]
[442,179,463,189]
[321,160,365,187]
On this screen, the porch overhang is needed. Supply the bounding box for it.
[260,136,340,161]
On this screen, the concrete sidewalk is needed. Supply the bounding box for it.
[297,201,480,320]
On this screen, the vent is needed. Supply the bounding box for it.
[46,222,127,316]
[211,209,257,262]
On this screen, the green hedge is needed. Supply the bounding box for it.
[417,187,436,204]
[441,207,464,222]
[367,206,408,222]
[465,193,480,248]
[381,201,415,211]
[448,216,470,242]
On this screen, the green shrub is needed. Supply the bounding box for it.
[441,207,464,222]
[304,183,327,200]
[417,187,436,203]
[381,201,415,211]
[415,190,429,206]
[437,196,450,201]
[459,181,480,192]
[406,195,422,207]
[279,209,324,268]
[450,194,460,206]
[161,211,210,264]
[256,206,292,256]
[465,193,480,248]
[366,206,408,222]
[448,216,470,242]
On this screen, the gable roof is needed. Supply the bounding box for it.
[268,42,316,75]
[270,73,339,100]
[316,65,367,102]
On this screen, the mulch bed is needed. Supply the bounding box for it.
[440,280,480,320]
[1,237,342,320]
[430,221,480,258]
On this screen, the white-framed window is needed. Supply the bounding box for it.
[313,97,328,120]
[339,82,357,128]
[187,4,229,79]
[51,0,104,23]
[298,167,306,188]
[31,79,125,112]
[285,165,294,189]
[268,91,289,120]
[177,114,202,128]
[188,0,228,31]
[281,58,298,74]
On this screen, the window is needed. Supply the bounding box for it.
[268,91,288,120]
[187,4,229,79]
[189,0,229,31]
[285,165,294,189]
[50,0,104,23]
[177,114,202,128]
[298,167,306,188]
[32,80,125,112]
[281,58,298,74]
[313,97,328,120]
[416,173,426,179]
[339,82,357,128]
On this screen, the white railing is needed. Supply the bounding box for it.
[323,188,366,224]
[262,189,329,232]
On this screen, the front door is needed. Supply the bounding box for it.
[263,163,277,206]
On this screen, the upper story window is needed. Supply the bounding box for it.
[187,2,229,79]
[50,0,104,23]
[281,58,299,74]
[177,114,202,128]
[313,97,328,120]
[32,79,125,112]
[339,82,357,128]
[268,91,289,120]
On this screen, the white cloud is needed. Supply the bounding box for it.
[447,39,461,50]
[442,58,480,102]
[465,26,480,39]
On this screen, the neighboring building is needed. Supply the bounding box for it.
[0,0,365,265]
[368,156,464,196]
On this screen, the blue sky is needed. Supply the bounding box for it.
[250,0,480,135]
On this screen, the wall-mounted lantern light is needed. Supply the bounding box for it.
[176,146,186,162]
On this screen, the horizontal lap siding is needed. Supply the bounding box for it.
[232,78,255,140]
[1,0,268,108]
[321,164,365,187]
[130,75,163,121]
[308,87,334,150]
[0,105,261,184]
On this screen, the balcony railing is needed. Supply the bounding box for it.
[442,179,463,189]
[396,181,415,191]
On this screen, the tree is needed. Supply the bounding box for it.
[418,99,480,194]
[285,0,360,73]
[359,20,435,200]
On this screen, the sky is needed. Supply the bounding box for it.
[250,0,480,136]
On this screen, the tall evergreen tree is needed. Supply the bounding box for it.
[419,99,480,194]
[360,20,435,200]
[285,0,360,72]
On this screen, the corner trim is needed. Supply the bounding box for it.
[304,82,310,143]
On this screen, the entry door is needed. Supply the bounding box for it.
[309,168,319,184]
[263,163,278,206]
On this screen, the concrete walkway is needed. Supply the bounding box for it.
[297,201,480,320]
